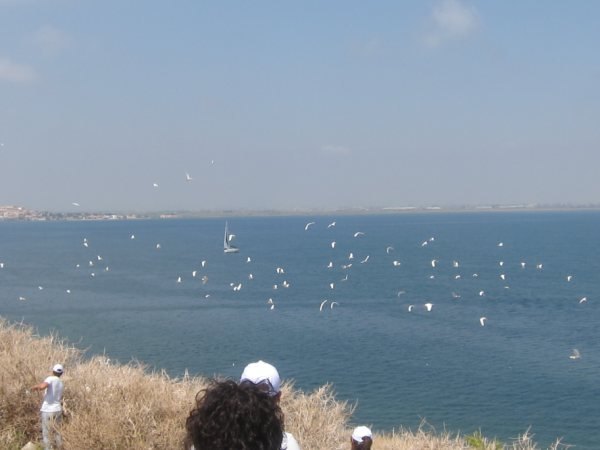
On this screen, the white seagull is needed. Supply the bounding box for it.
[330,301,339,309]
[407,304,414,312]
[304,221,315,231]
[185,172,193,181]
[386,246,394,254]
[479,317,487,327]
[353,231,365,238]
[569,349,581,360]
[579,297,587,304]
[424,303,434,312]
[319,300,328,312]
[566,275,573,282]
[331,241,336,249]
[360,255,370,264]
[327,221,336,228]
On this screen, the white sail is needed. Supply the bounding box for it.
[224,221,239,253]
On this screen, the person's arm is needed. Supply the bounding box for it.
[31,381,49,391]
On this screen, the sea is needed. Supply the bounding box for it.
[1,211,599,448]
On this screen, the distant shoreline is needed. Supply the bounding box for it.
[1,204,600,222]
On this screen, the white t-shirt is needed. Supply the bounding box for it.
[40,375,64,413]
[282,432,300,450]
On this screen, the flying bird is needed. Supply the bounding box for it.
[319,300,328,312]
[360,255,370,264]
[579,297,587,304]
[392,260,401,267]
[386,246,394,254]
[424,303,434,312]
[479,317,487,327]
[327,221,336,228]
[407,305,414,312]
[569,349,581,360]
[185,172,193,181]
[566,275,573,282]
[152,183,159,188]
[330,301,339,309]
[72,202,80,207]
[304,221,315,231]
[353,231,365,238]
[331,241,336,249]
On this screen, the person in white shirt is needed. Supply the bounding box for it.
[31,364,64,450]
[240,360,301,450]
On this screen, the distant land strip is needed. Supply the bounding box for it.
[2,203,600,221]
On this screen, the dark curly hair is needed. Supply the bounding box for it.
[352,436,373,450]
[184,379,284,450]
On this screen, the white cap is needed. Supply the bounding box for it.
[52,364,64,374]
[240,360,281,395]
[352,426,372,443]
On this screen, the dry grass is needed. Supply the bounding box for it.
[0,318,566,450]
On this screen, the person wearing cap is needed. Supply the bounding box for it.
[240,360,301,450]
[351,426,373,450]
[31,364,65,450]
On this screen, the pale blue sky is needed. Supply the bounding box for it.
[1,1,598,212]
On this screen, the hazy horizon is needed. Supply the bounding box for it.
[1,1,599,213]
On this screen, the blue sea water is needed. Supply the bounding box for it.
[1,211,599,448]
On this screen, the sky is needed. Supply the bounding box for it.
[1,1,599,212]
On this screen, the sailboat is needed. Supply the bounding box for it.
[223,221,239,253]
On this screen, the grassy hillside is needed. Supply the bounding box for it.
[0,318,565,449]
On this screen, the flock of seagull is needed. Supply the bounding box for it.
[1,216,590,361]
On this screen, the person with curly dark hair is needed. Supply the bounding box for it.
[184,379,284,450]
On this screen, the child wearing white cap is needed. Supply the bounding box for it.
[31,364,65,450]
[351,426,373,450]
[240,360,301,450]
